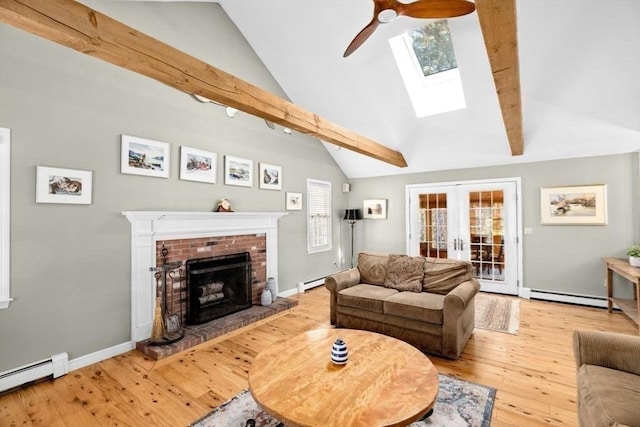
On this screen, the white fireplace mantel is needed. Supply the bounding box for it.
[123,211,287,342]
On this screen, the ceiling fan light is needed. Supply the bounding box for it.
[377,9,397,23]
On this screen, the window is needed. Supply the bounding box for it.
[307,179,332,253]
[389,20,466,117]
[0,127,11,309]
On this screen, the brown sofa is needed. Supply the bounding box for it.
[325,252,480,359]
[573,330,640,427]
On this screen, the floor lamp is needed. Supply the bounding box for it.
[344,209,362,268]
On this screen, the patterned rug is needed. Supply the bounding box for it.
[191,374,495,427]
[475,293,520,335]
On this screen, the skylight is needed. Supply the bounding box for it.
[390,20,466,118]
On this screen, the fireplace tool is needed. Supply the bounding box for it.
[164,269,181,334]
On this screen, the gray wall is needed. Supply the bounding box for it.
[349,153,640,297]
[0,3,347,371]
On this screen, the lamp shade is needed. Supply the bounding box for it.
[343,209,363,221]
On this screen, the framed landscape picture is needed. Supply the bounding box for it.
[36,166,92,205]
[121,134,170,178]
[540,184,607,225]
[224,155,253,187]
[180,146,217,184]
[363,199,387,219]
[259,163,282,190]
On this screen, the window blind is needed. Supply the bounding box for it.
[307,179,332,253]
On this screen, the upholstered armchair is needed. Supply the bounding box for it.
[572,330,640,427]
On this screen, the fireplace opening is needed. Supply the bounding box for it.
[186,252,252,325]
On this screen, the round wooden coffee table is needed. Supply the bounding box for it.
[248,328,439,427]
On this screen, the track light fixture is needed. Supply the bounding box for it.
[225,107,239,118]
[283,127,292,135]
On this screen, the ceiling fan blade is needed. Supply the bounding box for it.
[343,18,381,57]
[398,0,476,19]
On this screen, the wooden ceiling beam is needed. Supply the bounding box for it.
[0,0,408,167]
[476,0,524,156]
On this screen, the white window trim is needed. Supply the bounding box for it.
[0,127,11,309]
[307,178,332,254]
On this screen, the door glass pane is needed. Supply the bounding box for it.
[469,190,504,281]
[419,193,448,258]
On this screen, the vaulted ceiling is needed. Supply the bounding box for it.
[3,0,638,179]
[220,0,640,178]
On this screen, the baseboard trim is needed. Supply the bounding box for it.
[67,341,135,372]
[279,276,329,297]
[526,288,608,308]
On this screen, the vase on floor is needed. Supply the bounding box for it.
[266,277,277,301]
[261,287,272,306]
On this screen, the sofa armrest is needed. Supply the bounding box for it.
[573,330,640,376]
[324,268,360,325]
[324,268,360,294]
[443,278,480,311]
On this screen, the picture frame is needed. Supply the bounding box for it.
[540,184,607,225]
[180,146,217,184]
[286,192,303,211]
[36,166,92,205]
[363,199,387,219]
[224,155,253,187]
[121,134,170,178]
[259,163,282,190]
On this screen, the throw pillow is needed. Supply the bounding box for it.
[384,254,424,293]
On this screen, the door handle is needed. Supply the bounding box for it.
[453,239,458,251]
[459,239,465,251]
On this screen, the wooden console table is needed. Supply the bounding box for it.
[604,257,640,331]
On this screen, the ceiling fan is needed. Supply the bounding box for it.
[343,0,476,57]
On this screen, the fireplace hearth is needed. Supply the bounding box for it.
[186,252,252,325]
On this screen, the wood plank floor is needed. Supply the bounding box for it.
[2,287,638,426]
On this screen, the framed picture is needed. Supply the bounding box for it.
[180,146,217,184]
[259,163,282,190]
[540,184,607,225]
[363,199,387,219]
[121,134,170,178]
[36,166,92,205]
[224,155,253,187]
[286,192,303,210]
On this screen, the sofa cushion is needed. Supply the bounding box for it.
[357,252,390,286]
[577,364,640,427]
[384,254,424,293]
[338,284,398,313]
[423,257,473,294]
[384,292,445,325]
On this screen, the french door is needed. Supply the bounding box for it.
[406,179,520,295]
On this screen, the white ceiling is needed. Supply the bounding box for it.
[136,0,640,178]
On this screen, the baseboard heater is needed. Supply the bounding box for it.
[0,352,68,393]
[528,289,608,308]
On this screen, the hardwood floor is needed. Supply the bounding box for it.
[2,287,638,426]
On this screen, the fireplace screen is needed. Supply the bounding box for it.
[185,252,252,325]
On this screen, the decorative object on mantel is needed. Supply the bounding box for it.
[627,244,640,267]
[35,165,93,205]
[266,277,277,301]
[261,286,273,306]
[215,198,233,212]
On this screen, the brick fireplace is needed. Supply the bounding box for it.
[156,234,266,327]
[122,211,287,344]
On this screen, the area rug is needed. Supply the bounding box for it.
[191,374,495,427]
[475,293,520,334]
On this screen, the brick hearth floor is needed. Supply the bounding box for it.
[136,297,298,360]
